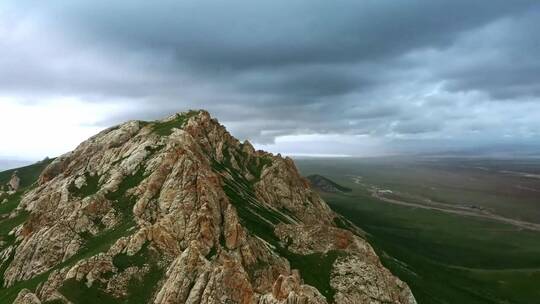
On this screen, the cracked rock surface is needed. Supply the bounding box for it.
[1,110,415,304]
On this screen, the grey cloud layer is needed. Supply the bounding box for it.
[1,0,539,153]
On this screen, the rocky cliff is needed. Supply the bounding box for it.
[0,110,416,304]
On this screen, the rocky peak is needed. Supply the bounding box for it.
[0,110,415,304]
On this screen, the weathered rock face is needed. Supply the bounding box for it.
[0,110,416,304]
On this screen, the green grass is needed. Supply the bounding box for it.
[60,245,163,304]
[124,263,163,304]
[0,222,157,303]
[112,243,148,272]
[212,156,344,302]
[212,159,290,245]
[151,111,199,136]
[221,142,273,182]
[0,158,54,189]
[0,129,164,303]
[42,299,65,304]
[0,159,52,254]
[0,164,147,303]
[0,211,29,242]
[295,157,540,304]
[60,278,118,304]
[328,192,540,269]
[0,217,136,303]
[0,158,54,245]
[68,172,100,198]
[321,189,540,304]
[0,192,23,216]
[144,144,165,155]
[0,248,15,287]
[278,248,343,303]
[297,157,540,223]
[0,219,135,302]
[0,199,29,257]
[106,166,146,218]
[248,156,273,179]
[237,143,273,180]
[52,165,154,303]
[307,174,352,192]
[332,215,359,234]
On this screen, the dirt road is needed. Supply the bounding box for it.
[371,191,540,232]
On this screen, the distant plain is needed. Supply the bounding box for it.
[296,157,540,304]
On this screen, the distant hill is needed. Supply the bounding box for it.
[307,174,352,193]
[0,159,54,190]
[0,160,33,171]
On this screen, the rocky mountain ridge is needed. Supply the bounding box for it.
[0,110,415,304]
[306,175,351,194]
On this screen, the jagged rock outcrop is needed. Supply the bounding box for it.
[0,110,415,304]
[8,172,20,192]
[12,289,40,304]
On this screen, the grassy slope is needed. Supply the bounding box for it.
[0,160,53,300]
[212,150,342,302]
[0,159,160,303]
[0,159,54,249]
[296,157,540,223]
[327,192,540,304]
[307,174,352,192]
[0,159,53,189]
[296,157,540,304]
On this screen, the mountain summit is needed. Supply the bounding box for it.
[0,110,415,304]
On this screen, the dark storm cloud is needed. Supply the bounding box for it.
[446,65,540,100]
[393,120,443,135]
[1,0,540,152]
[43,0,536,69]
[237,66,367,98]
[435,8,540,100]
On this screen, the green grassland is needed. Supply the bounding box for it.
[297,157,540,223]
[296,157,540,304]
[0,158,53,189]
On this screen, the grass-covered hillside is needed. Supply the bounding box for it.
[296,157,540,304]
[0,159,54,190]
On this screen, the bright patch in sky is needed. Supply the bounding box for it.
[256,134,388,157]
[0,97,116,159]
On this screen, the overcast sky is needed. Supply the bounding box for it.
[1,0,540,160]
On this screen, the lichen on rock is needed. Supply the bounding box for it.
[0,110,416,304]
